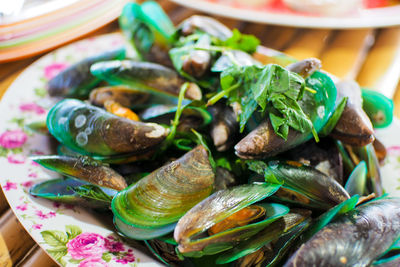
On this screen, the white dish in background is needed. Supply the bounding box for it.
[171,0,400,28]
[0,32,399,266]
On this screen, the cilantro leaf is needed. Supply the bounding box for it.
[220,29,260,54]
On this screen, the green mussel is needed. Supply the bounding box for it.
[330,80,375,146]
[47,47,126,98]
[47,99,168,157]
[90,60,202,100]
[284,198,400,266]
[30,178,116,210]
[177,15,232,41]
[89,86,150,108]
[361,88,394,128]
[235,71,337,159]
[112,146,215,240]
[31,155,127,191]
[174,183,283,257]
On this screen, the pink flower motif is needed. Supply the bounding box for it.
[19,103,46,115]
[16,203,28,211]
[53,202,61,208]
[115,253,136,264]
[78,257,110,267]
[3,181,17,191]
[28,172,38,178]
[32,224,42,230]
[31,161,39,167]
[67,233,106,260]
[7,154,25,164]
[47,211,56,218]
[44,63,68,80]
[0,129,27,149]
[21,181,34,188]
[35,210,48,219]
[388,146,400,156]
[105,238,124,253]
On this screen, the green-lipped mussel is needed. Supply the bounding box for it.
[47,98,168,157]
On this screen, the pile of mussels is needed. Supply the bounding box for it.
[29,1,400,266]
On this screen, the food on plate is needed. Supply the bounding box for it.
[31,1,398,266]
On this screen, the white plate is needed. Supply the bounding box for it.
[171,0,400,28]
[0,32,399,267]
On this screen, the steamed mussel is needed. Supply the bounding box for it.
[29,2,398,266]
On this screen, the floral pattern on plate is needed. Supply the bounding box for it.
[0,32,399,267]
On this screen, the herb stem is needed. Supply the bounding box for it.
[206,82,241,106]
[305,86,317,94]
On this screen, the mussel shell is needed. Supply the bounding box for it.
[207,102,239,152]
[235,71,337,159]
[216,209,311,264]
[89,86,150,107]
[361,88,394,129]
[284,198,400,266]
[47,47,125,97]
[112,146,214,231]
[286,58,321,78]
[177,15,232,40]
[29,178,116,210]
[282,138,343,185]
[90,60,202,100]
[262,160,350,209]
[330,80,375,146]
[344,161,367,196]
[211,50,262,73]
[47,99,168,156]
[31,155,127,191]
[174,183,283,255]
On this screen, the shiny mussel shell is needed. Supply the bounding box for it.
[47,47,125,98]
[47,99,168,156]
[174,183,284,256]
[284,198,400,266]
[112,146,214,238]
[89,86,150,107]
[90,60,202,100]
[330,80,375,146]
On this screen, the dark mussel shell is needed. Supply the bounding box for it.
[284,198,400,266]
[47,47,125,98]
[47,99,168,157]
[330,80,375,147]
[89,86,150,107]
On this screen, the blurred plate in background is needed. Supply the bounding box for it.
[170,0,400,28]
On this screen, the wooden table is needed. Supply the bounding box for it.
[1,0,400,265]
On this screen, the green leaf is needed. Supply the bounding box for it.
[219,29,260,54]
[65,225,82,240]
[246,160,283,185]
[47,247,67,261]
[69,259,82,264]
[34,87,47,97]
[0,147,8,157]
[102,252,113,262]
[41,230,68,247]
[71,185,113,203]
[319,97,348,136]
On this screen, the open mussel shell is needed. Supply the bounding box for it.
[119,1,175,66]
[362,88,394,128]
[29,178,117,210]
[284,198,400,266]
[174,183,284,257]
[177,15,232,40]
[112,146,214,239]
[47,47,125,98]
[140,105,212,131]
[90,60,202,100]
[235,71,337,159]
[207,102,239,152]
[344,161,367,196]
[258,160,349,209]
[47,99,168,156]
[89,86,150,108]
[216,209,311,264]
[282,138,343,185]
[330,80,375,146]
[31,155,127,191]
